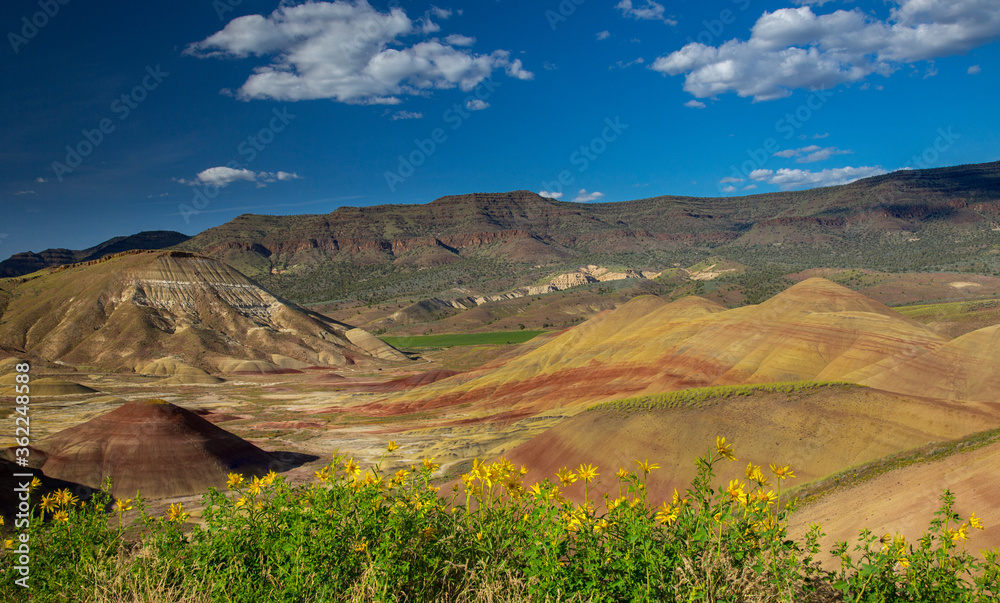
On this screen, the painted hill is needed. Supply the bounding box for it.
[0,230,190,278]
[856,323,1000,401]
[0,250,407,373]
[371,278,950,417]
[176,162,1000,303]
[38,400,280,498]
[499,384,1000,508]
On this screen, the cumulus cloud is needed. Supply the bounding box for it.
[35,177,47,183]
[445,34,475,47]
[720,185,738,193]
[652,0,1000,101]
[749,165,887,189]
[466,99,490,110]
[391,110,424,120]
[182,166,303,188]
[596,30,611,41]
[773,144,851,163]
[186,1,532,104]
[719,176,743,183]
[684,99,706,108]
[539,190,564,200]
[968,64,982,74]
[573,189,605,202]
[616,1,677,25]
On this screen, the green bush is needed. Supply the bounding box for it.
[2,440,998,602]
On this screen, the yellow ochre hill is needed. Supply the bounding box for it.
[372,277,959,417]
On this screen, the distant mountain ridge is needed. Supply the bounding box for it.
[177,161,1000,303]
[0,230,191,278]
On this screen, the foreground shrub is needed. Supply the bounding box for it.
[2,439,998,602]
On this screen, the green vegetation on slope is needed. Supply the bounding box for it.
[590,382,861,413]
[382,330,546,350]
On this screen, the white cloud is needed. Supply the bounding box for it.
[195,167,258,186]
[14,190,37,195]
[35,177,47,183]
[652,1,1000,101]
[596,30,611,41]
[466,99,490,111]
[749,165,887,189]
[719,176,743,183]
[773,144,851,162]
[684,99,706,108]
[430,6,452,20]
[968,64,982,74]
[573,189,605,202]
[445,34,475,47]
[720,185,738,193]
[391,110,424,120]
[616,1,677,25]
[186,1,533,104]
[615,57,645,69]
[539,190,563,200]
[742,184,758,191]
[184,166,303,188]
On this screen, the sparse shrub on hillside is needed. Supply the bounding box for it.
[2,440,998,602]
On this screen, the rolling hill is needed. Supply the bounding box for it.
[368,278,955,418]
[0,250,406,373]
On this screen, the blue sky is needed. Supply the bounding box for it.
[2,0,998,254]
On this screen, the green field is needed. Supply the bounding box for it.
[895,298,1000,321]
[382,330,547,349]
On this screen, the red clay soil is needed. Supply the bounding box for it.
[39,400,280,498]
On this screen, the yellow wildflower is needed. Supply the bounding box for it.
[343,458,361,478]
[635,459,660,474]
[556,467,579,486]
[166,503,188,523]
[520,464,530,476]
[53,510,69,523]
[716,437,736,461]
[227,473,245,489]
[29,477,42,492]
[970,513,985,530]
[725,480,745,501]
[655,502,679,525]
[387,441,399,452]
[422,457,439,472]
[247,477,263,496]
[39,493,58,514]
[261,471,277,487]
[769,464,795,480]
[3,539,13,549]
[353,539,368,552]
[577,463,599,483]
[113,498,133,514]
[616,467,629,480]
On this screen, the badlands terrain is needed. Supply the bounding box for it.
[2,162,1000,567]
